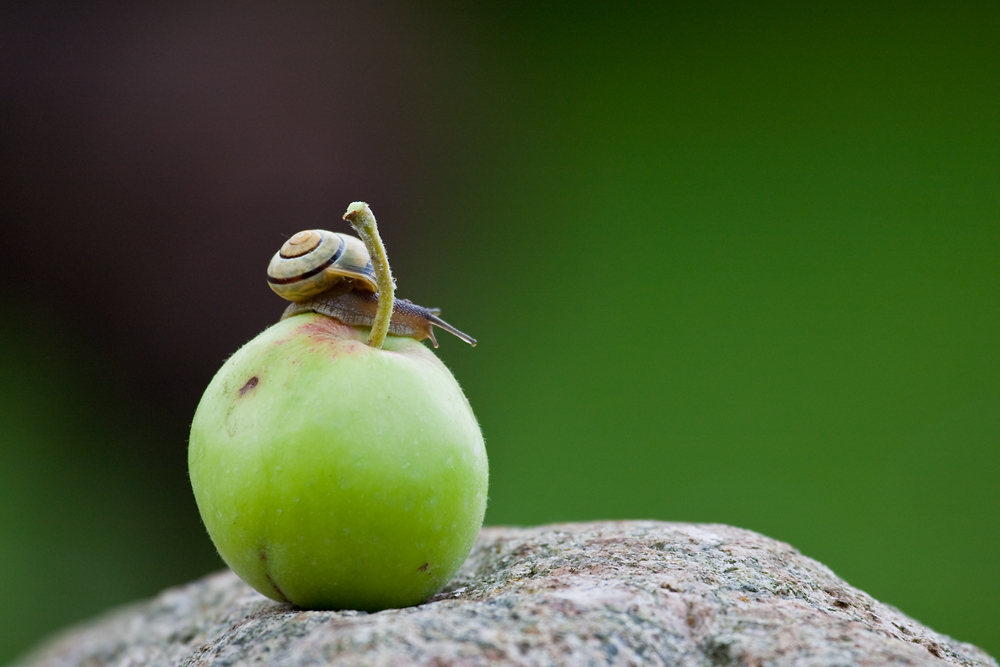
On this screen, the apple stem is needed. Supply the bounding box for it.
[343,202,395,349]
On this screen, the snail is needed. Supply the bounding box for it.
[267,229,476,347]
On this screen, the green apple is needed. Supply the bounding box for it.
[189,202,487,611]
[189,314,488,610]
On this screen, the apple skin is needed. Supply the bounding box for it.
[189,313,488,611]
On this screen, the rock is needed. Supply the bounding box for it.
[14,521,996,667]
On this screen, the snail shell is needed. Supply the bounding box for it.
[267,229,476,347]
[267,230,377,302]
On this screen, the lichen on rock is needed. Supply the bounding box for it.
[14,521,997,667]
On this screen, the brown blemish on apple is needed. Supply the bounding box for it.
[296,314,359,338]
[239,376,259,396]
[259,546,290,603]
[418,562,429,572]
[292,314,371,357]
[265,572,291,604]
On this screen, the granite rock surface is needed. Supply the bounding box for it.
[14,521,997,667]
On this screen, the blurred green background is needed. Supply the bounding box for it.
[2,1,997,661]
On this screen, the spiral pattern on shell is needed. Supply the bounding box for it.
[267,230,378,302]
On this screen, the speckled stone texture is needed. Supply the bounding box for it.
[14,522,996,667]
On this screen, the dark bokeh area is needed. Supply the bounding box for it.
[2,1,998,661]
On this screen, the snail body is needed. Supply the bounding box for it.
[267,229,476,347]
